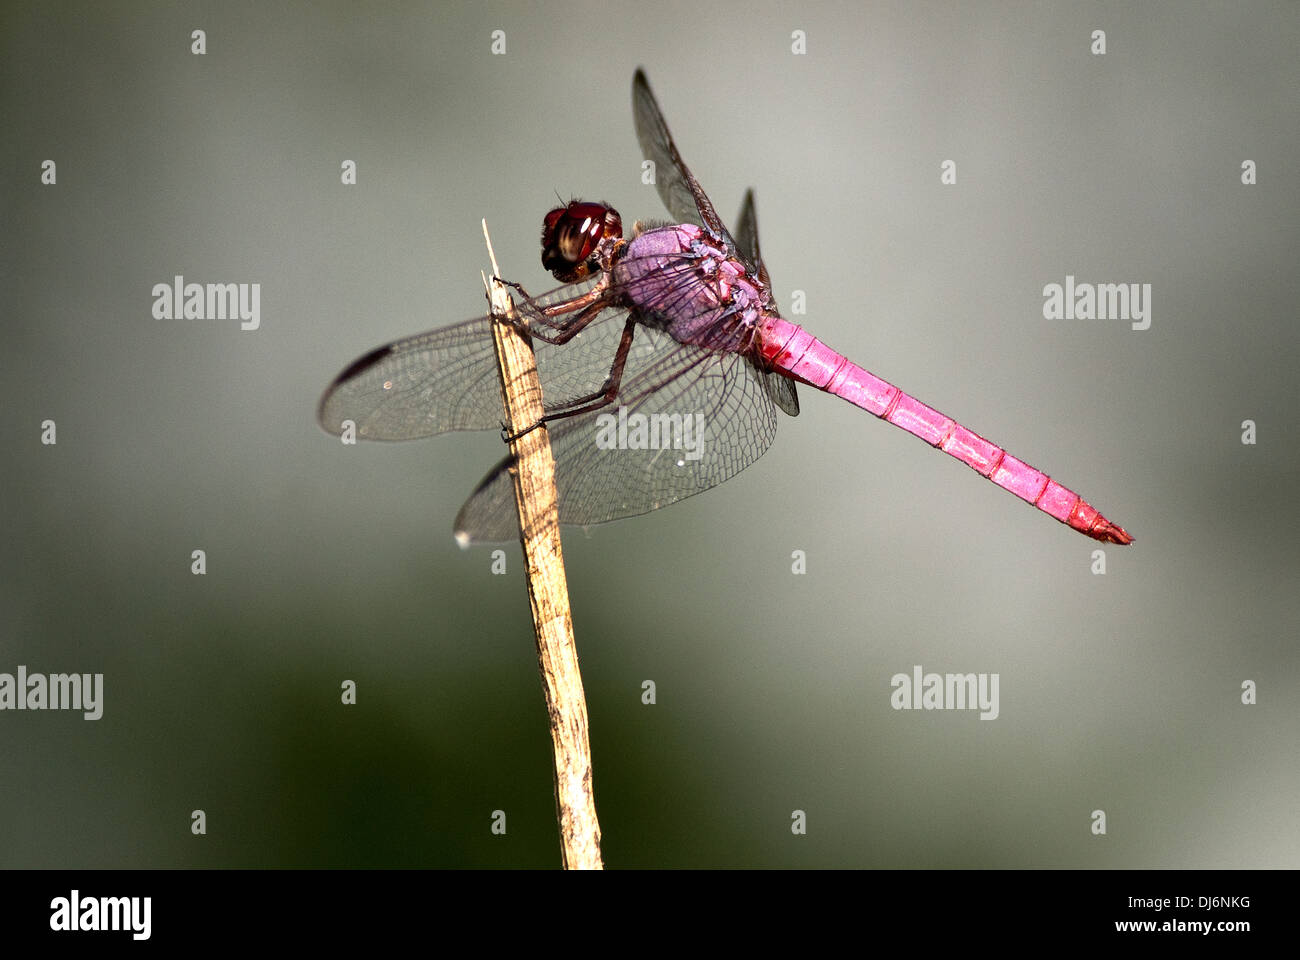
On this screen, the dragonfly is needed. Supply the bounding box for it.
[319,69,1132,547]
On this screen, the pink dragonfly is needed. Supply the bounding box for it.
[319,70,1132,546]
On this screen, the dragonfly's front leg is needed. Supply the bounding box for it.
[494,276,610,342]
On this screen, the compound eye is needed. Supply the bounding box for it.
[555,216,597,264]
[541,201,614,280]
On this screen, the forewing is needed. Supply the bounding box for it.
[317,315,501,439]
[318,278,636,440]
[454,327,781,542]
[733,189,762,275]
[632,69,733,246]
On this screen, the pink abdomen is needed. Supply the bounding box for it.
[759,318,1132,544]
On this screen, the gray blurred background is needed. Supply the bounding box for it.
[2,1,1296,868]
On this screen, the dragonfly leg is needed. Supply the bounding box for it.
[492,277,530,297]
[541,316,638,418]
[495,283,611,341]
[502,317,639,442]
[530,298,609,345]
[494,268,614,328]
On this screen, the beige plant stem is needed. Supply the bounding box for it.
[480,220,603,869]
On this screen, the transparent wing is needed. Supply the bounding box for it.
[317,277,639,440]
[454,326,781,542]
[632,69,734,248]
[735,190,799,417]
[317,315,500,438]
[733,188,760,273]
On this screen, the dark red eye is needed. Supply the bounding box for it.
[541,201,623,282]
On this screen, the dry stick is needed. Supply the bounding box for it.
[481,221,603,870]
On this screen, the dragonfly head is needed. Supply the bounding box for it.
[541,201,624,283]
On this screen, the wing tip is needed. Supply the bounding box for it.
[330,343,395,387]
[316,343,396,432]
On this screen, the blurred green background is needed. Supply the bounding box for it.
[2,1,1296,868]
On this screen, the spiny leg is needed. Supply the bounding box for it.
[503,316,639,442]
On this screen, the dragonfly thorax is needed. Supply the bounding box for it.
[617,223,766,348]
